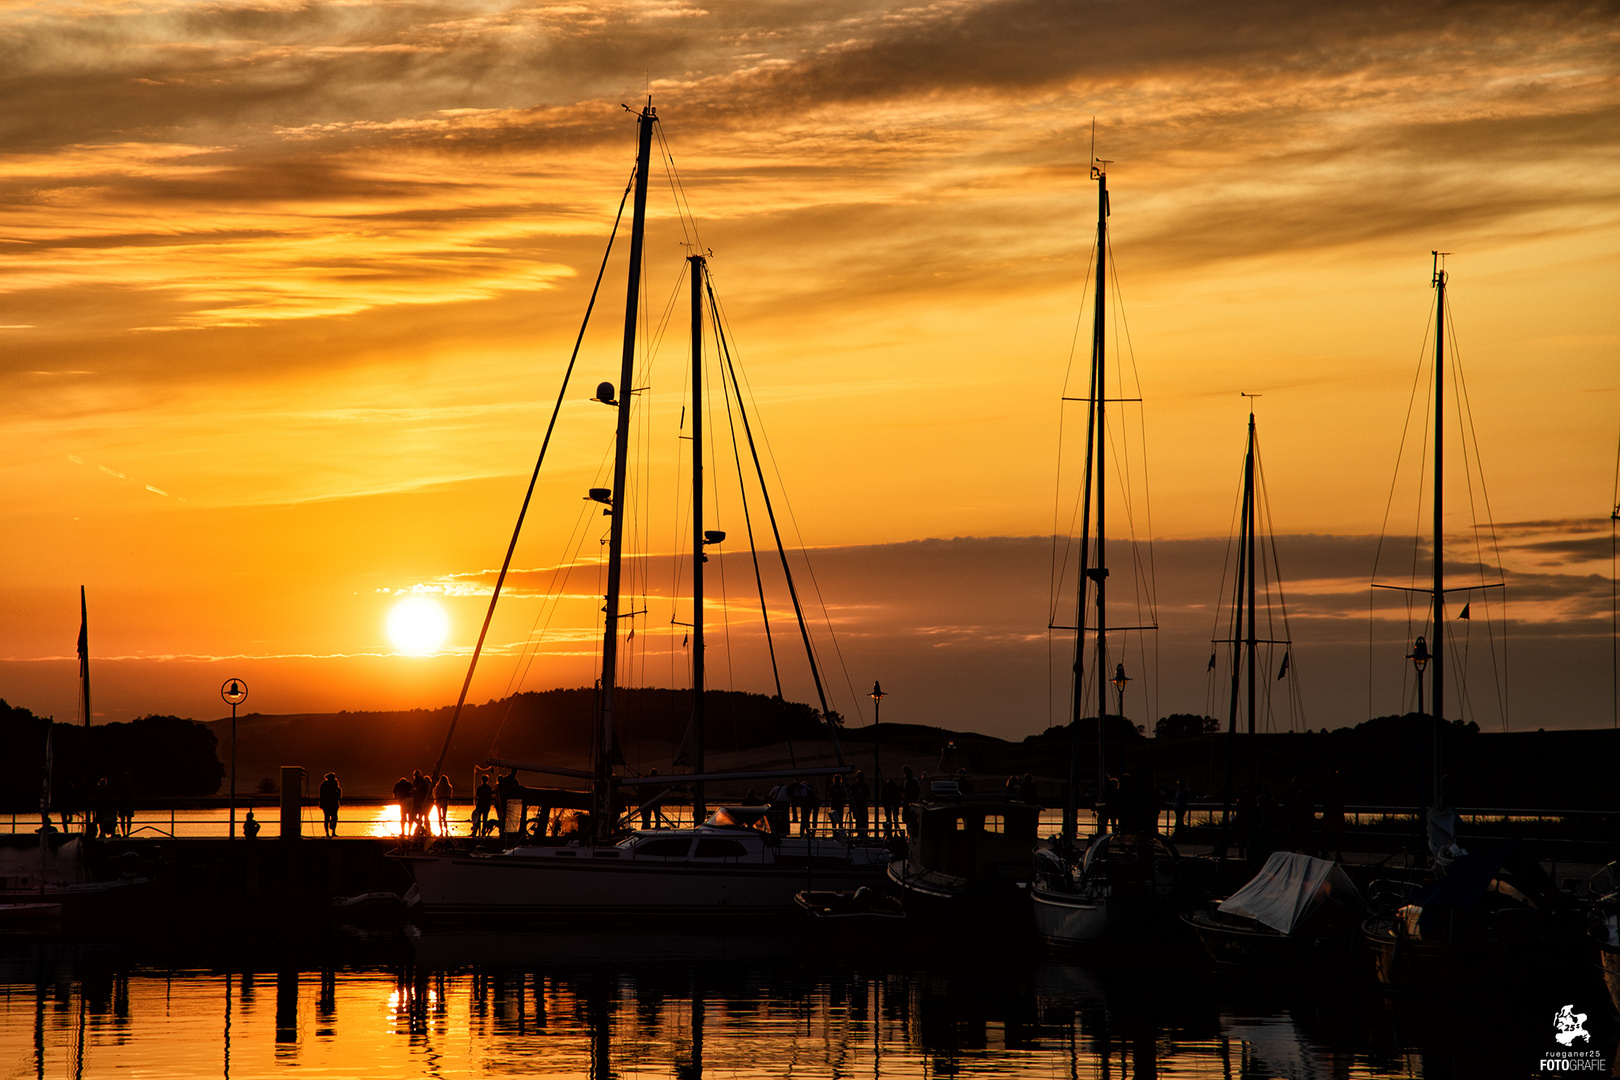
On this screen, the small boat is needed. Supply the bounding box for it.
[1363,840,1584,993]
[1031,831,1192,948]
[795,887,906,924]
[331,890,411,927]
[886,785,1040,928]
[1183,851,1367,972]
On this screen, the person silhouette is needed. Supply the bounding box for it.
[243,809,261,839]
[392,776,412,836]
[433,774,453,834]
[473,774,494,837]
[318,772,342,837]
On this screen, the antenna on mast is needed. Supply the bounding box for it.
[1432,250,1450,288]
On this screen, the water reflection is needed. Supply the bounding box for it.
[0,930,1613,1078]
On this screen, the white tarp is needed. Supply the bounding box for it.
[1217,851,1364,935]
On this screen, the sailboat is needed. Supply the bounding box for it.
[400,104,888,920]
[1354,258,1584,990]
[1028,155,1183,948]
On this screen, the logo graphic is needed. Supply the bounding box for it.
[1553,1005,1591,1048]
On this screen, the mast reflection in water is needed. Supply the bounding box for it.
[0,929,1606,1077]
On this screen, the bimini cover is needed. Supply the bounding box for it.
[1217,851,1365,935]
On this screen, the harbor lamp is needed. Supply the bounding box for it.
[1408,635,1432,812]
[1111,663,1132,726]
[221,679,249,839]
[870,681,885,791]
[1407,636,1430,717]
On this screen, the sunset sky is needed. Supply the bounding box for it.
[2,0,1617,741]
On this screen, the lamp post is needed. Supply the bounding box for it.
[1111,663,1131,828]
[869,681,885,797]
[1408,636,1431,811]
[222,679,249,839]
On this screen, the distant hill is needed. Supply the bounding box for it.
[135,695,1620,812]
[0,699,224,806]
[202,688,843,797]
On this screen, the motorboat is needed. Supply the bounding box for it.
[885,786,1040,926]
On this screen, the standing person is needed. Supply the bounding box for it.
[788,779,803,829]
[899,766,920,810]
[93,777,115,838]
[768,781,790,835]
[1320,771,1347,860]
[243,809,260,838]
[827,774,847,833]
[495,769,520,836]
[1173,779,1190,835]
[410,770,430,837]
[318,772,342,837]
[881,776,901,837]
[57,780,77,833]
[641,769,659,830]
[392,776,413,836]
[433,773,453,835]
[801,780,821,835]
[848,770,870,839]
[473,773,494,837]
[115,771,135,836]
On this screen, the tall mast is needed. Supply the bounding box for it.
[1091,161,1111,812]
[596,102,655,840]
[1431,252,1446,807]
[1219,412,1253,853]
[689,253,707,824]
[78,585,91,728]
[1246,407,1258,788]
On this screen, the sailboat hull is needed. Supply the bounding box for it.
[401,836,886,920]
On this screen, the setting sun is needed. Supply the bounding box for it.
[388,597,448,655]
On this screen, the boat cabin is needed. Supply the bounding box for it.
[903,796,1040,884]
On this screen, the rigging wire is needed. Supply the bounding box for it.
[428,167,635,783]
[1105,232,1160,729]
[1447,300,1510,730]
[1050,239,1101,730]
[1369,299,1438,721]
[706,282,845,757]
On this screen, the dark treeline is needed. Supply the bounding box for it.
[0,700,224,806]
[204,688,840,797]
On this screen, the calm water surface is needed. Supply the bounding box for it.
[3,926,1611,1079]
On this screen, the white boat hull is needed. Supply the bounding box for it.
[1031,886,1111,944]
[402,836,887,919]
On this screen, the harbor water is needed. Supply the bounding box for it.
[3,926,1614,1078]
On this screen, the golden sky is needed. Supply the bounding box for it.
[2,0,1617,735]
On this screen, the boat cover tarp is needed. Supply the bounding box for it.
[1409,839,1553,911]
[1217,851,1364,935]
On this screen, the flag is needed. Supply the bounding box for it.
[1206,653,1216,672]
[1277,651,1290,680]
[1459,603,1471,620]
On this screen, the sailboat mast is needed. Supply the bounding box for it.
[1219,415,1252,850]
[1246,409,1258,787]
[1431,253,1446,807]
[690,253,707,824]
[596,103,656,839]
[1092,164,1110,803]
[78,585,91,728]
